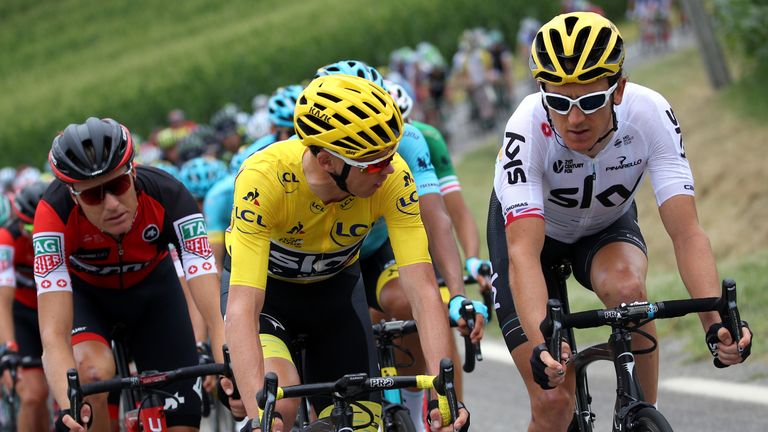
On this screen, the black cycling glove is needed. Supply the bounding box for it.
[54,405,93,432]
[530,343,555,390]
[706,321,752,368]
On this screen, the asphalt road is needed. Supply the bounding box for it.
[463,336,768,431]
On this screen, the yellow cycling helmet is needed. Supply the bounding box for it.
[294,74,403,160]
[530,12,624,85]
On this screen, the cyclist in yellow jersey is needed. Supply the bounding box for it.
[223,75,470,432]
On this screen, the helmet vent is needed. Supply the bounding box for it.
[564,15,579,36]
[363,102,381,114]
[607,38,624,64]
[371,91,387,107]
[332,113,351,125]
[534,33,555,71]
[331,138,357,151]
[317,92,341,103]
[347,105,369,120]
[386,115,401,138]
[296,117,319,136]
[357,131,378,147]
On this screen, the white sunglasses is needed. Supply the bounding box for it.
[541,83,618,115]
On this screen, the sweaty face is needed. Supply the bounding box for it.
[543,78,625,155]
[70,167,139,236]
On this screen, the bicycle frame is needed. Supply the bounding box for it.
[545,263,742,432]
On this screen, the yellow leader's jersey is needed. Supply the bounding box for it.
[226,139,431,289]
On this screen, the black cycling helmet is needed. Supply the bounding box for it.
[49,117,134,183]
[13,181,48,224]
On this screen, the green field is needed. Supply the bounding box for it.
[455,45,768,362]
[0,0,559,167]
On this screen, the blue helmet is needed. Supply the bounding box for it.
[229,146,256,175]
[315,60,385,88]
[0,193,13,227]
[267,85,302,128]
[150,160,180,178]
[179,157,228,200]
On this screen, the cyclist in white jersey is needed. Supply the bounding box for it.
[487,12,752,431]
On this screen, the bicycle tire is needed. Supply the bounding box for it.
[385,406,417,432]
[629,407,673,432]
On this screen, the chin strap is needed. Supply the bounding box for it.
[585,104,618,153]
[328,163,352,194]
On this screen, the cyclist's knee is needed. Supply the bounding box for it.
[18,372,48,405]
[378,282,412,319]
[530,387,573,425]
[599,274,645,306]
[74,342,116,384]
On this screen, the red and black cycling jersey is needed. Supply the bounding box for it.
[0,222,37,309]
[32,166,217,294]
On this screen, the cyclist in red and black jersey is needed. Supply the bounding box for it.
[0,181,50,432]
[34,117,226,432]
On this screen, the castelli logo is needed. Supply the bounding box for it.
[541,122,553,137]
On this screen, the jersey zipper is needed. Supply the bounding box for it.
[577,160,598,238]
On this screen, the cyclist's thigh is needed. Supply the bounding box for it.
[569,201,648,290]
[126,259,201,428]
[272,266,380,411]
[70,279,118,379]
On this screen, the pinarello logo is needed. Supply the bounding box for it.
[541,122,552,137]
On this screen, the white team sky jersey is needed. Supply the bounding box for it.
[493,82,695,244]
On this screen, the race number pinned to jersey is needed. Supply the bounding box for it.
[174,214,213,259]
[33,233,65,277]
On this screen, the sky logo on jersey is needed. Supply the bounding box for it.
[33,233,64,277]
[175,215,212,258]
[396,190,419,215]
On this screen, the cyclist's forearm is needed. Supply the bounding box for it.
[188,274,226,363]
[0,286,15,343]
[399,264,453,374]
[179,275,208,343]
[672,229,721,328]
[38,293,77,409]
[225,285,266,417]
[443,192,481,260]
[421,196,465,297]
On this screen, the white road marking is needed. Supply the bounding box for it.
[479,340,768,405]
[659,377,768,406]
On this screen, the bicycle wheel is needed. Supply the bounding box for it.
[385,406,417,432]
[629,407,673,432]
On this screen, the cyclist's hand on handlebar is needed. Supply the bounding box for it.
[530,342,571,390]
[53,404,92,432]
[448,295,487,342]
[465,257,493,291]
[427,402,470,432]
[706,321,753,367]
[218,376,247,420]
